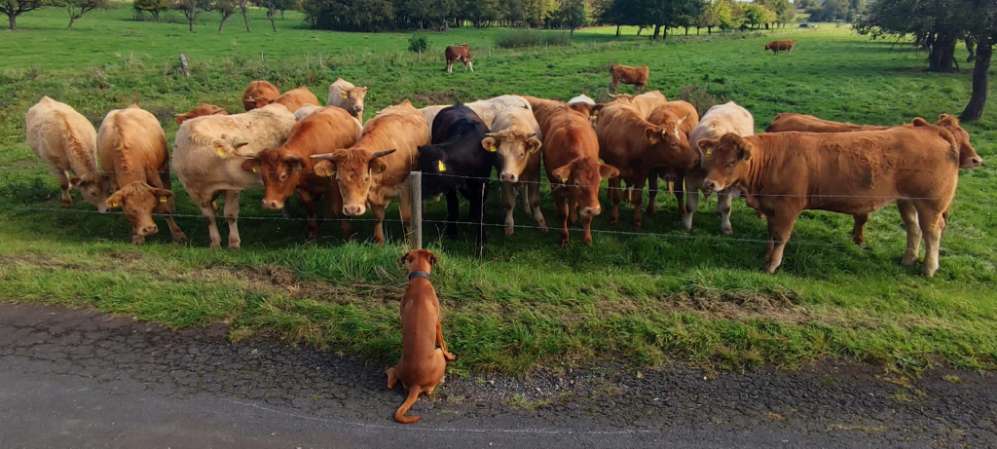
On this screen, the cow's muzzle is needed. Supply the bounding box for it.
[262,199,284,210]
[500,172,518,183]
[343,204,366,216]
[703,179,725,193]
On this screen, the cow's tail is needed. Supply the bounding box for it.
[394,386,423,424]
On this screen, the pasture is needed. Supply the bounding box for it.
[1,7,995,376]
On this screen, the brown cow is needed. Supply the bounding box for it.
[525,96,619,245]
[766,113,983,245]
[609,64,649,93]
[595,100,695,228]
[175,103,227,125]
[765,40,796,53]
[274,87,321,113]
[700,119,966,277]
[645,100,701,217]
[445,44,473,74]
[97,105,186,244]
[311,101,430,244]
[242,80,280,111]
[239,107,361,241]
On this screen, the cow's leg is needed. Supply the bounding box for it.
[851,213,868,246]
[502,181,517,236]
[445,189,459,238]
[527,181,547,231]
[915,204,944,277]
[372,203,386,245]
[631,175,645,229]
[581,214,594,246]
[446,61,453,74]
[199,195,222,249]
[467,181,485,245]
[223,190,242,249]
[608,177,621,224]
[329,185,352,239]
[557,193,570,246]
[646,171,659,216]
[898,200,921,266]
[764,209,798,274]
[465,60,473,72]
[674,175,686,220]
[718,192,734,235]
[51,168,73,207]
[399,192,414,244]
[298,189,320,242]
[146,167,187,243]
[682,180,701,231]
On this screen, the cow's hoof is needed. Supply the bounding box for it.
[228,241,241,250]
[901,256,918,266]
[504,227,514,237]
[209,241,221,249]
[172,232,188,244]
[721,227,733,236]
[764,264,780,274]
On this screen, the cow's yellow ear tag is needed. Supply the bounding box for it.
[252,167,258,173]
[437,161,447,172]
[159,196,168,204]
[214,144,227,158]
[705,148,713,158]
[485,145,497,152]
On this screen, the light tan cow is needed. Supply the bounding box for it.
[480,104,546,236]
[327,78,368,121]
[418,95,532,131]
[274,87,321,113]
[173,103,296,248]
[25,96,109,210]
[312,101,430,244]
[686,101,755,234]
[97,105,186,244]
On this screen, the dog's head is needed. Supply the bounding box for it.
[400,249,438,273]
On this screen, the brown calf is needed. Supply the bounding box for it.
[700,120,965,277]
[645,100,701,217]
[97,105,186,244]
[240,107,361,241]
[444,44,473,73]
[175,103,227,125]
[525,96,619,246]
[765,40,796,53]
[609,64,649,92]
[242,80,280,111]
[312,101,430,244]
[274,87,321,113]
[766,113,884,133]
[386,249,456,424]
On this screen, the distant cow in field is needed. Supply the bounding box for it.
[327,78,368,121]
[312,101,430,244]
[242,80,280,111]
[175,104,227,125]
[525,96,619,246]
[686,101,755,234]
[592,90,667,122]
[240,106,361,241]
[417,104,495,243]
[595,99,696,228]
[765,40,796,53]
[26,96,110,210]
[700,118,971,277]
[445,44,473,73]
[274,87,321,113]
[97,105,186,244]
[609,64,649,92]
[173,103,296,248]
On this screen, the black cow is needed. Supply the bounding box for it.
[417,104,496,244]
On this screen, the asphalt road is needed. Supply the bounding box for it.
[1,303,994,449]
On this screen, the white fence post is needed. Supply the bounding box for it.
[410,171,422,249]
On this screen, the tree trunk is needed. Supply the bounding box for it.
[961,36,992,122]
[615,24,620,36]
[241,7,250,31]
[707,26,712,34]
[67,14,77,29]
[928,33,957,72]
[652,24,661,40]
[219,14,228,32]
[8,13,16,30]
[966,36,976,63]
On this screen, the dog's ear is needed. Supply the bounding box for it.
[399,253,409,265]
[429,253,437,266]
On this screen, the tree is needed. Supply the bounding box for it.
[214,0,236,31]
[857,0,965,72]
[757,0,794,27]
[134,0,168,20]
[959,0,996,120]
[741,3,775,30]
[57,0,107,28]
[2,0,44,30]
[237,0,250,30]
[173,0,211,31]
[555,0,586,35]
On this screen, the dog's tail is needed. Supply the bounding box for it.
[394,386,422,424]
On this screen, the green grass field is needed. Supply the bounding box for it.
[1,7,995,376]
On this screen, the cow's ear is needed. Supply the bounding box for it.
[599,163,620,179]
[737,140,754,161]
[551,163,573,183]
[151,188,173,204]
[369,158,388,175]
[912,117,930,127]
[105,189,126,209]
[68,176,81,187]
[174,114,187,125]
[314,160,335,177]
[526,136,542,154]
[645,127,662,144]
[938,113,959,127]
[241,158,260,173]
[481,136,498,152]
[399,253,409,265]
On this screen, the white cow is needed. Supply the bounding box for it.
[172,103,296,248]
[326,78,367,122]
[685,101,755,234]
[25,96,109,210]
[418,95,532,130]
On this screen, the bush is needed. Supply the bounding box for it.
[494,30,571,49]
[675,84,729,117]
[408,35,428,53]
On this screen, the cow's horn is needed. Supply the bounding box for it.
[370,149,396,159]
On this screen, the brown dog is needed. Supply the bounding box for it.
[387,249,456,424]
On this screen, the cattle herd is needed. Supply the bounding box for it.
[25,62,985,277]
